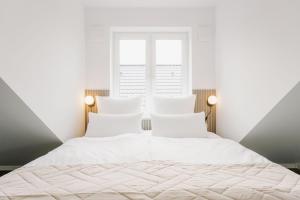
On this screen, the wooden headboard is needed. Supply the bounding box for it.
[85,89,216,133]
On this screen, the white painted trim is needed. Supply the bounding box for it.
[187,29,192,94]
[109,29,114,96]
[111,26,192,33]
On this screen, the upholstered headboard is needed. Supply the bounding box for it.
[85,89,216,133]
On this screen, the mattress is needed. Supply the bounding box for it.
[25,133,269,166]
[0,133,299,200]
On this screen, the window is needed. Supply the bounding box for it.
[112,30,191,111]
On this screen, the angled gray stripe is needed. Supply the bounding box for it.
[241,81,300,164]
[0,78,62,166]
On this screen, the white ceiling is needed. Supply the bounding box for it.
[82,0,216,8]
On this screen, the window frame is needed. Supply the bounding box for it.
[111,27,192,98]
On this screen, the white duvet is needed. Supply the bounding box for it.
[27,133,269,166]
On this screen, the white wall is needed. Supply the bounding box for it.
[216,0,300,141]
[85,7,215,89]
[0,0,86,141]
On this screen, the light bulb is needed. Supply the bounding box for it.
[85,96,95,106]
[207,95,217,106]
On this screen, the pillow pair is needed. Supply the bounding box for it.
[151,95,207,138]
[86,96,143,137]
[96,95,196,114]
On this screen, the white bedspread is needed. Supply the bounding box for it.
[4,133,298,200]
[27,133,268,166]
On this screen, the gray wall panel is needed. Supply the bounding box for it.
[0,78,62,166]
[241,82,300,164]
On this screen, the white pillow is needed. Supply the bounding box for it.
[85,113,143,137]
[96,96,142,114]
[152,95,196,114]
[151,112,208,138]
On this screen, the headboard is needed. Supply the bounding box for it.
[85,89,216,133]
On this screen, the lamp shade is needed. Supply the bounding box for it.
[85,96,95,106]
[207,95,217,106]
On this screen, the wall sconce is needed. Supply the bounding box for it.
[205,95,217,121]
[85,96,95,106]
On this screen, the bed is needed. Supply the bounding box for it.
[0,132,299,200]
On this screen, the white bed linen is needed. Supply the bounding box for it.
[27,132,268,166]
